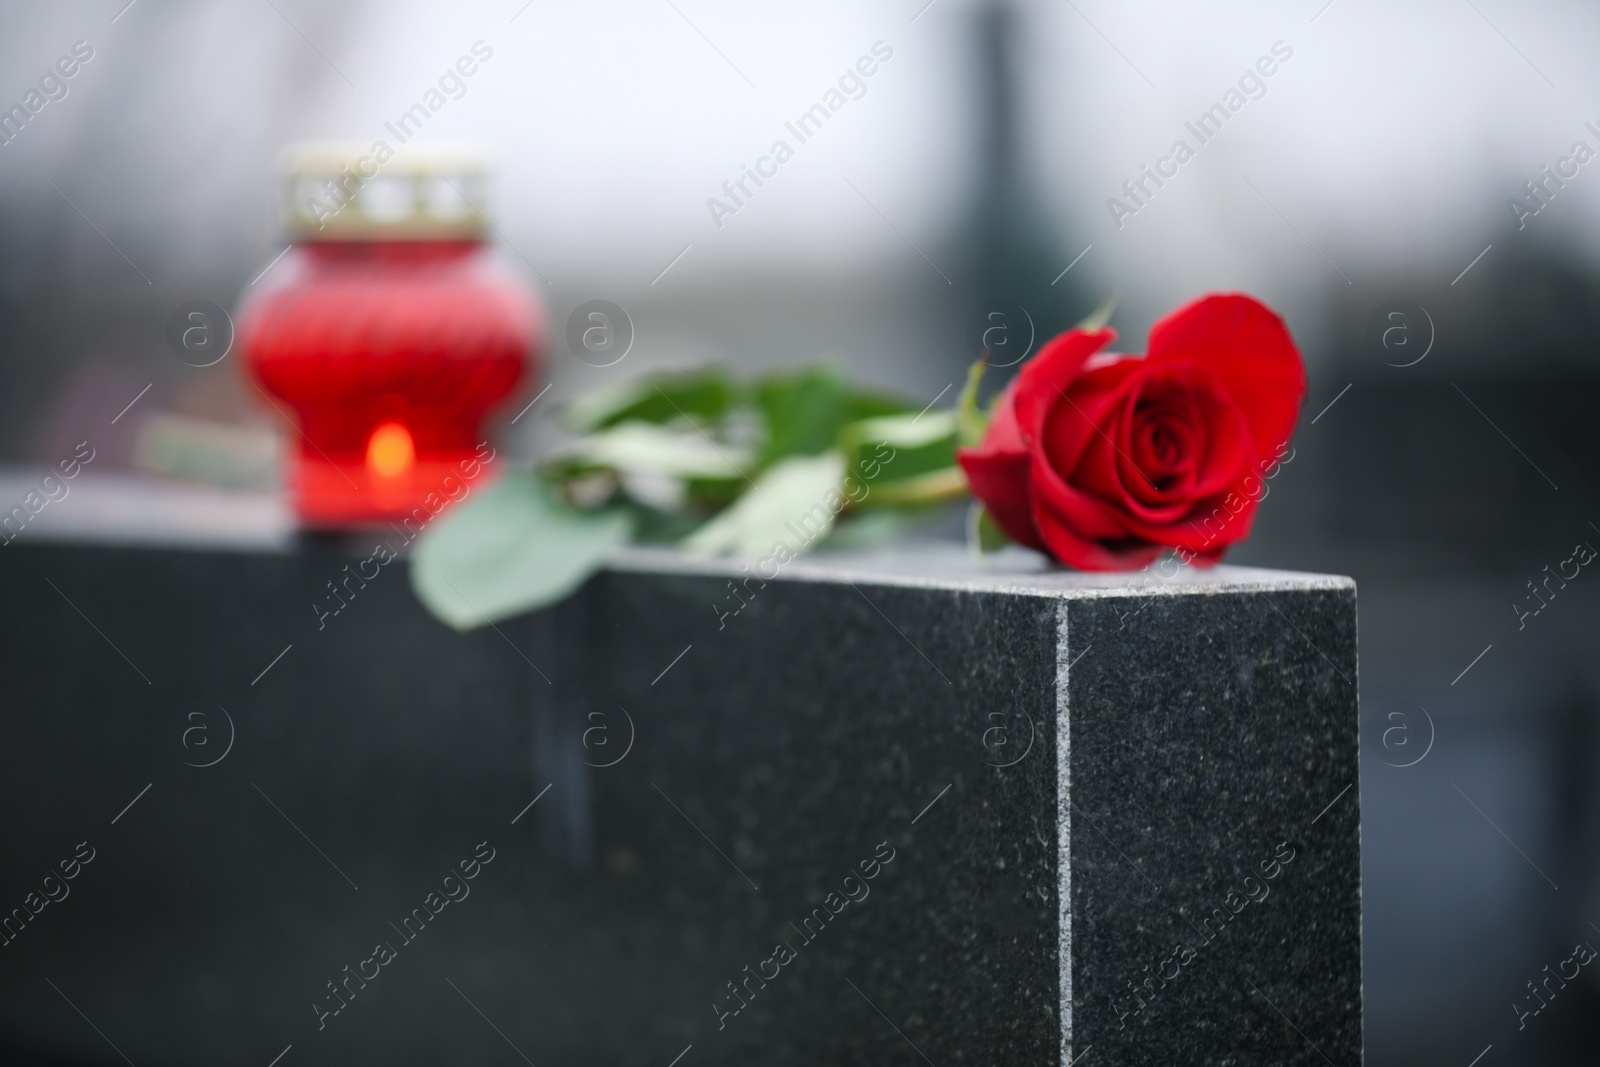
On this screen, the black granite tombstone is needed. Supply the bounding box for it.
[0,496,1358,1066]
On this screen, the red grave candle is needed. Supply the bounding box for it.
[239,146,538,527]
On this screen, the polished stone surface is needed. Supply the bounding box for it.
[0,480,1359,1065]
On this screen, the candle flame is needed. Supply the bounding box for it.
[366,422,415,479]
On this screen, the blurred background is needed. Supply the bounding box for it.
[3,0,1600,1062]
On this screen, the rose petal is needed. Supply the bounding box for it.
[978,379,1027,453]
[956,380,1045,549]
[1124,364,1252,502]
[1029,441,1163,570]
[1130,406,1196,479]
[1012,327,1117,442]
[1038,356,1146,483]
[1145,294,1305,463]
[1065,366,1200,525]
[1113,372,1197,507]
[1177,488,1262,552]
[957,446,1045,550]
[1055,361,1251,533]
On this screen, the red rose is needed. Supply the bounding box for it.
[958,294,1305,570]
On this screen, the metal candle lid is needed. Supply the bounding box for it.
[281,143,490,242]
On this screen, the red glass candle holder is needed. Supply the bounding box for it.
[238,146,537,527]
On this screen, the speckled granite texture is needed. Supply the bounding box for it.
[1062,585,1361,1066]
[0,538,1358,1066]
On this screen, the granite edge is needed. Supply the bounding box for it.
[1056,598,1073,1067]
[608,546,1356,601]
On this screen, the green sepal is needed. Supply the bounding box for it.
[1075,294,1118,331]
[967,502,1012,556]
[957,358,989,448]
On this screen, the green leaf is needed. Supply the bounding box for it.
[967,502,1012,556]
[682,452,845,558]
[845,410,958,450]
[564,421,752,480]
[411,472,633,630]
[1075,294,1118,331]
[957,358,989,448]
[839,410,959,494]
[755,366,849,465]
[842,386,915,422]
[564,368,736,432]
